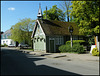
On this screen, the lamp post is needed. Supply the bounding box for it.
[68,25,73,48]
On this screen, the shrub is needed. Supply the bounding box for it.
[71,43,80,52]
[59,43,85,54]
[88,37,95,45]
[3,44,8,47]
[59,44,71,53]
[72,43,85,54]
[65,44,71,52]
[92,47,100,56]
[66,40,85,45]
[76,45,84,54]
[59,45,66,53]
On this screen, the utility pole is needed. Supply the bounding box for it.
[68,25,73,48]
[70,33,73,48]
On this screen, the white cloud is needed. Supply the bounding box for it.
[8,7,15,11]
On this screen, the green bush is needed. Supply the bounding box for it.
[3,44,8,47]
[0,44,8,47]
[66,40,86,46]
[92,47,100,56]
[88,37,95,45]
[66,40,85,45]
[71,43,84,54]
[59,45,71,53]
[59,43,85,54]
[71,43,80,52]
[59,45,66,53]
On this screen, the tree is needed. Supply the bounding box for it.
[70,1,99,36]
[43,5,65,21]
[60,1,71,22]
[10,18,35,46]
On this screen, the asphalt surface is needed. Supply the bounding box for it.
[1,47,99,75]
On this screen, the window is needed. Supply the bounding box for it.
[79,37,83,40]
[73,36,78,40]
[57,37,59,45]
[3,41,5,44]
[56,36,63,45]
[59,36,62,44]
[59,38,60,44]
[61,37,63,44]
[8,34,11,36]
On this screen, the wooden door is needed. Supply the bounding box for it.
[50,40,54,53]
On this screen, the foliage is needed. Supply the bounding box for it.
[92,47,100,56]
[70,1,100,35]
[43,5,65,21]
[59,44,71,53]
[4,43,8,47]
[72,43,84,54]
[10,18,35,46]
[88,37,95,46]
[59,42,85,54]
[66,40,85,45]
[1,44,8,47]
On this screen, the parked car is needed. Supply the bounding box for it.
[18,44,29,48]
[8,44,16,47]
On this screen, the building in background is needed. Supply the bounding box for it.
[1,29,17,46]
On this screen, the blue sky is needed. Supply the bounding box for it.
[1,1,69,32]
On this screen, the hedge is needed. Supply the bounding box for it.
[59,42,85,54]
[66,40,85,44]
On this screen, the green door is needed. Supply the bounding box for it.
[50,40,54,53]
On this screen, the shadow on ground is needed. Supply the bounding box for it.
[1,48,81,75]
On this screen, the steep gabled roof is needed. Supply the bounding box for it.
[31,19,80,38]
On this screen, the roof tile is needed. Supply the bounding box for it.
[38,19,80,36]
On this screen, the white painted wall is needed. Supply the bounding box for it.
[1,39,16,46]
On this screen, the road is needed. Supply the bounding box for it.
[1,47,99,75]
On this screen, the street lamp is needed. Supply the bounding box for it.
[68,25,73,48]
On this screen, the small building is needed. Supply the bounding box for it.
[31,5,84,53]
[1,29,17,46]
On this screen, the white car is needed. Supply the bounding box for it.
[8,44,16,47]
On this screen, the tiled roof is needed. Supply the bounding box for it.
[38,19,80,36]
[1,29,11,39]
[3,29,11,35]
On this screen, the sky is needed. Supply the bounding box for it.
[1,1,69,32]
